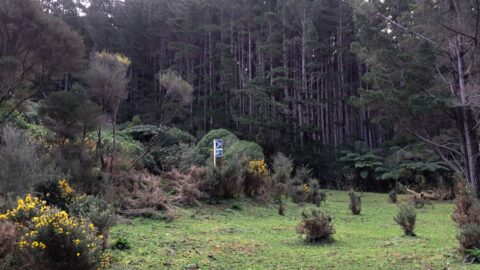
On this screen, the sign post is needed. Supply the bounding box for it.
[213,139,223,167]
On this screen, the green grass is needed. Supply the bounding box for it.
[109,190,480,270]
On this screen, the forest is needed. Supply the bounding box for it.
[1,0,480,269]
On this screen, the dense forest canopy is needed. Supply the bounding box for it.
[0,0,478,193]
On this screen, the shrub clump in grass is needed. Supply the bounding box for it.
[271,153,293,202]
[349,191,361,215]
[290,166,312,204]
[113,236,131,251]
[278,203,285,216]
[394,205,416,236]
[388,190,397,203]
[453,187,480,262]
[296,209,335,244]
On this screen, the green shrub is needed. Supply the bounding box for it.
[278,203,285,216]
[0,125,55,196]
[34,179,75,211]
[0,221,23,269]
[68,196,116,249]
[244,159,271,199]
[151,143,196,172]
[297,209,335,244]
[459,224,480,262]
[156,126,196,148]
[224,140,264,161]
[388,190,397,203]
[394,206,416,236]
[195,129,239,163]
[307,179,326,207]
[112,237,131,251]
[205,159,244,199]
[131,115,142,126]
[290,166,312,204]
[349,192,362,215]
[272,153,294,201]
[122,125,158,143]
[452,188,480,228]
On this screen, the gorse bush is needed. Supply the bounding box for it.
[205,159,244,199]
[35,179,75,211]
[278,203,285,216]
[307,180,326,207]
[290,165,313,204]
[0,125,54,196]
[452,188,480,227]
[245,159,271,199]
[349,192,361,215]
[458,224,480,262]
[0,221,22,269]
[68,196,116,249]
[394,205,416,236]
[452,186,480,262]
[271,153,293,201]
[0,195,105,270]
[388,190,397,203]
[297,209,335,244]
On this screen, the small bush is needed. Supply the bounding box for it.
[244,160,271,200]
[278,203,285,216]
[296,209,335,244]
[0,221,23,269]
[458,224,480,260]
[0,125,54,196]
[308,180,326,207]
[413,196,425,209]
[452,189,480,228]
[68,196,116,249]
[34,179,75,211]
[272,153,294,200]
[112,237,131,251]
[394,206,416,236]
[388,190,397,203]
[290,166,312,204]
[349,191,361,215]
[205,160,244,199]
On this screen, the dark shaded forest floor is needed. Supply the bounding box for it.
[110,191,478,269]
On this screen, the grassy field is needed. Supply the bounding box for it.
[109,191,480,270]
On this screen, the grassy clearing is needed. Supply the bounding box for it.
[109,190,480,270]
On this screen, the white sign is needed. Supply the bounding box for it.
[213,139,224,167]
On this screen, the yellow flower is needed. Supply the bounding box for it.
[74,239,81,246]
[76,252,81,257]
[58,179,74,195]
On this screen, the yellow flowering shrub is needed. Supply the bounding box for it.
[1,195,106,270]
[34,179,76,210]
[248,160,269,177]
[245,159,271,199]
